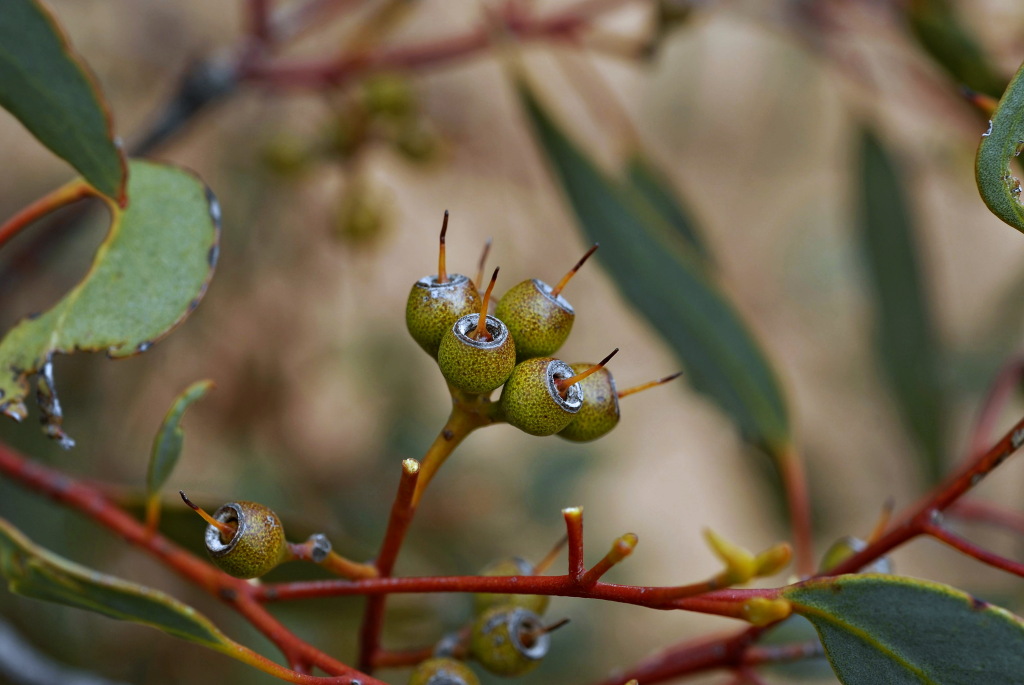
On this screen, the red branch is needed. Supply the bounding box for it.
[924,522,1024,578]
[0,441,383,685]
[238,0,637,88]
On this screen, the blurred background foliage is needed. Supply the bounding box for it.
[2,0,1024,683]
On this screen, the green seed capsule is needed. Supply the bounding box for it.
[408,657,480,685]
[205,501,288,579]
[558,365,620,442]
[474,557,549,616]
[495,279,574,362]
[819,535,893,574]
[500,358,582,436]
[470,606,550,677]
[438,314,516,394]
[406,273,481,358]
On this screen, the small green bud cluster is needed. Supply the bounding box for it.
[406,219,678,441]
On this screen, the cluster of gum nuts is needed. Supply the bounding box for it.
[406,211,680,440]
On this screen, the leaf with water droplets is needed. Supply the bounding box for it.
[976,59,1024,233]
[0,161,220,444]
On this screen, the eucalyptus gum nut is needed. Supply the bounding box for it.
[495,279,574,361]
[499,358,582,436]
[408,657,480,685]
[558,364,620,442]
[205,501,288,579]
[470,606,549,677]
[473,557,550,616]
[437,314,516,394]
[819,535,893,575]
[406,274,481,357]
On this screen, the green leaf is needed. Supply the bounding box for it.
[976,59,1024,233]
[0,0,126,202]
[0,518,234,651]
[624,154,710,262]
[517,81,790,456]
[785,574,1024,684]
[907,0,1006,99]
[857,131,946,482]
[0,160,220,440]
[148,380,214,496]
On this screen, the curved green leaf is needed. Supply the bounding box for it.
[0,160,220,441]
[0,0,126,202]
[858,131,946,483]
[976,60,1024,233]
[0,518,232,650]
[785,574,1024,684]
[147,380,214,495]
[517,82,790,455]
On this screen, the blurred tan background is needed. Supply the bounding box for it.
[2,1,1024,683]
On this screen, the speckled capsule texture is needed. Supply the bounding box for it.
[500,358,583,436]
[406,274,481,357]
[470,606,550,677]
[558,364,620,442]
[473,557,550,616]
[408,657,480,685]
[438,314,516,394]
[205,501,287,579]
[495,279,574,362]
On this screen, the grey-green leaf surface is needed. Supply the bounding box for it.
[858,131,945,483]
[0,160,220,425]
[976,59,1024,233]
[625,153,709,261]
[0,518,233,651]
[785,574,1024,684]
[0,0,126,201]
[518,82,790,456]
[148,380,214,495]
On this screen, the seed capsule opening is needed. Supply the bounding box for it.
[415,272,473,292]
[453,314,509,350]
[546,360,583,412]
[530,279,574,315]
[481,607,550,662]
[205,503,243,557]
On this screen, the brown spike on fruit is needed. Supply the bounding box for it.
[549,243,598,297]
[438,210,449,284]
[476,237,493,289]
[555,348,618,398]
[617,371,683,399]
[180,490,235,542]
[473,267,500,341]
[522,618,570,648]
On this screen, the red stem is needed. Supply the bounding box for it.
[0,182,97,251]
[358,459,420,672]
[0,441,383,684]
[948,500,1024,535]
[246,0,273,45]
[564,507,585,582]
[923,522,1024,577]
[239,0,637,88]
[779,447,814,577]
[966,357,1024,461]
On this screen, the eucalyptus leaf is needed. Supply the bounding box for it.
[0,0,126,201]
[0,518,233,651]
[0,160,220,439]
[785,574,1024,684]
[625,154,709,261]
[858,131,945,483]
[517,82,789,456]
[976,59,1024,233]
[148,380,214,496]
